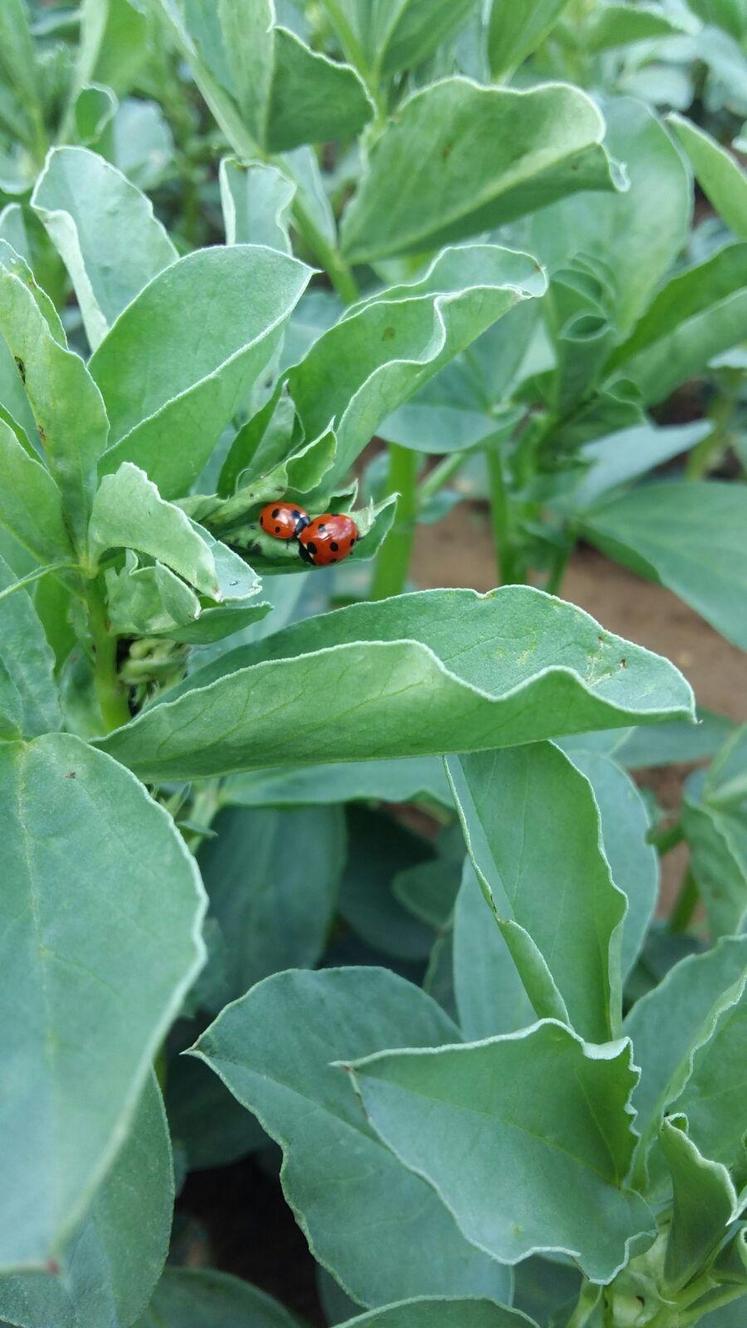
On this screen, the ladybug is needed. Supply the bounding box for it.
[298,512,359,566]
[259,502,310,541]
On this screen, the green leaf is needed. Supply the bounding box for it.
[607,244,747,403]
[671,979,747,1171]
[581,481,747,650]
[559,421,710,513]
[194,968,512,1306]
[0,552,61,739]
[104,554,201,637]
[322,0,480,79]
[134,1267,302,1328]
[31,146,177,351]
[567,752,657,980]
[0,0,41,134]
[195,428,337,533]
[668,114,747,239]
[0,733,205,1269]
[488,0,572,77]
[683,746,747,939]
[96,586,695,782]
[111,98,175,192]
[176,0,372,153]
[89,463,221,594]
[448,742,625,1042]
[90,245,311,497]
[340,80,624,264]
[0,1076,172,1328]
[197,804,346,1005]
[0,417,73,564]
[340,806,435,961]
[290,245,546,481]
[166,1053,266,1171]
[660,1117,737,1292]
[339,1303,537,1328]
[222,756,453,808]
[219,156,295,251]
[532,97,690,337]
[453,860,535,1038]
[623,936,747,1153]
[585,4,686,52]
[615,709,736,769]
[72,0,151,101]
[348,1021,655,1282]
[0,241,109,549]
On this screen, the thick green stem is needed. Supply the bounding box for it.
[486,439,525,585]
[648,819,685,855]
[417,451,468,510]
[86,583,131,733]
[371,444,420,599]
[669,869,700,934]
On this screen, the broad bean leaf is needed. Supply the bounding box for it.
[607,243,747,403]
[672,980,747,1171]
[223,756,453,808]
[447,743,625,1042]
[0,417,73,564]
[72,0,151,99]
[97,587,695,781]
[340,80,623,263]
[219,156,294,251]
[0,242,109,548]
[623,936,747,1156]
[90,245,311,497]
[339,1304,537,1328]
[321,0,480,78]
[0,1076,172,1328]
[339,806,435,961]
[568,752,657,980]
[290,245,546,482]
[0,0,41,133]
[615,709,735,769]
[0,553,61,739]
[348,1022,655,1282]
[532,97,690,337]
[89,463,221,595]
[668,114,747,238]
[31,147,177,351]
[585,3,686,51]
[0,733,205,1269]
[197,804,346,1005]
[194,968,512,1306]
[683,741,747,939]
[111,98,174,191]
[660,1118,737,1292]
[488,0,572,77]
[453,860,535,1039]
[560,421,710,512]
[582,481,747,650]
[172,0,371,153]
[134,1267,301,1328]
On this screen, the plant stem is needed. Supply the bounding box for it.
[669,868,699,933]
[417,451,468,509]
[86,582,131,733]
[544,537,574,596]
[648,819,685,855]
[486,438,524,585]
[371,444,419,599]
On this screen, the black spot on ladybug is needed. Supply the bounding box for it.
[292,509,300,518]
[64,770,77,779]
[275,525,281,534]
[330,541,339,552]
[350,538,356,545]
[307,542,317,555]
[330,557,337,563]
[272,507,280,518]
[383,326,395,341]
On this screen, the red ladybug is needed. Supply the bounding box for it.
[298,513,359,566]
[259,502,310,541]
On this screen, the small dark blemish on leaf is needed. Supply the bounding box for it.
[14,356,25,383]
[46,1259,61,1275]
[64,770,77,779]
[383,326,396,341]
[441,142,454,161]
[38,426,47,447]
[620,657,627,668]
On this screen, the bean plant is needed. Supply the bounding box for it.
[1,2,746,1328]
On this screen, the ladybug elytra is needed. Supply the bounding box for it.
[259,502,310,540]
[298,513,359,566]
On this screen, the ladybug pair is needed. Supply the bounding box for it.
[259,502,359,566]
